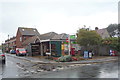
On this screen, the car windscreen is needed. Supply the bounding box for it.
[18,49,25,51]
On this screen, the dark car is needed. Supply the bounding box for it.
[0,50,5,64]
[10,49,16,54]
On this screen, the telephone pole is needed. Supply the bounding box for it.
[8,35,9,53]
[68,34,71,55]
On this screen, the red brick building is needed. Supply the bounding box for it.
[16,27,40,48]
[3,36,16,52]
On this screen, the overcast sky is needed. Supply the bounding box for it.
[0,0,119,44]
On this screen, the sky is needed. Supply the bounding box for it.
[0,0,119,44]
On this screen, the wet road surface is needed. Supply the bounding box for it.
[28,61,119,78]
[1,54,37,78]
[0,54,119,78]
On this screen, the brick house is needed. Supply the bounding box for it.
[16,27,40,48]
[3,36,16,52]
[8,36,16,49]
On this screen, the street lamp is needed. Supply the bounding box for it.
[2,43,3,51]
[2,41,4,52]
[8,35,9,53]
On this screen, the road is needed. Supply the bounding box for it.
[0,53,119,79]
[1,54,33,78]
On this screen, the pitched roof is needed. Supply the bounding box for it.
[22,36,39,46]
[22,32,76,46]
[39,32,58,40]
[18,27,40,36]
[22,32,58,46]
[96,28,110,39]
[52,33,68,40]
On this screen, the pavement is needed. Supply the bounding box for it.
[6,53,118,64]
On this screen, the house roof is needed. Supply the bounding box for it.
[22,32,76,46]
[22,32,57,46]
[96,28,110,39]
[39,32,58,40]
[18,27,40,36]
[52,33,68,40]
[22,36,39,46]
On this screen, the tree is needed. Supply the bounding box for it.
[107,24,118,37]
[76,29,102,46]
[102,37,120,52]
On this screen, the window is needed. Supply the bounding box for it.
[24,37,26,40]
[22,29,25,31]
[51,44,56,50]
[20,37,22,42]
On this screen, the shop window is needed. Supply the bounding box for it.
[51,44,56,56]
[51,44,56,50]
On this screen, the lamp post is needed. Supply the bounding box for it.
[2,43,3,51]
[2,41,4,52]
[68,34,71,55]
[8,35,9,53]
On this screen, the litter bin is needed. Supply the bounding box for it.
[89,50,92,59]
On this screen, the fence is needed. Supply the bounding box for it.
[80,45,111,56]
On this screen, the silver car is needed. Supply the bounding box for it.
[0,50,5,64]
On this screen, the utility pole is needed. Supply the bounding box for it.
[2,43,3,51]
[68,34,71,55]
[2,41,4,52]
[8,35,9,53]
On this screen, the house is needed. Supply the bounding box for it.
[22,32,78,56]
[16,27,40,48]
[95,27,110,39]
[3,36,16,52]
[3,27,80,55]
[22,32,60,56]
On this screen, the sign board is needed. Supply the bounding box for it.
[70,35,76,39]
[64,44,68,50]
[84,51,89,59]
[61,44,64,50]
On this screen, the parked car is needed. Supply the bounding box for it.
[0,50,6,64]
[16,48,27,56]
[10,49,16,54]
